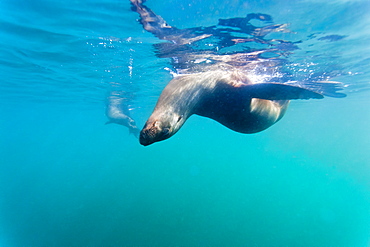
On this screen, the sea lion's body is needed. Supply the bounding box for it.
[139,65,323,146]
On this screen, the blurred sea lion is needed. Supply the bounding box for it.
[106,91,140,138]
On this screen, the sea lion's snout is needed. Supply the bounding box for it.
[139,121,171,146]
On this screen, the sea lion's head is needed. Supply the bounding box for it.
[139,113,185,146]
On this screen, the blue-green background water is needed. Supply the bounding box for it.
[0,0,370,246]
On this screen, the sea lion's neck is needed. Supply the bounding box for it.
[152,74,210,118]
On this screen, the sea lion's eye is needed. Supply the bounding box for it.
[177,116,182,122]
[162,128,170,137]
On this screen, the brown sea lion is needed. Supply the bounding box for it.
[138,65,329,146]
[129,0,346,146]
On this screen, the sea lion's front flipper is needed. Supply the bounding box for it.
[288,81,347,98]
[244,83,324,100]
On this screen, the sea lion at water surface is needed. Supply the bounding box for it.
[129,0,346,146]
[139,64,327,146]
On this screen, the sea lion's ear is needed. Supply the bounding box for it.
[243,83,324,100]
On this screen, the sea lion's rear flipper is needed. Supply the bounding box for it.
[129,127,140,139]
[245,83,324,100]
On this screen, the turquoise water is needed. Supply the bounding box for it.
[0,0,370,246]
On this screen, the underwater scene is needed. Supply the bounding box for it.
[0,0,369,246]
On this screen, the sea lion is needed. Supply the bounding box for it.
[138,65,329,146]
[129,0,346,146]
[106,91,140,138]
